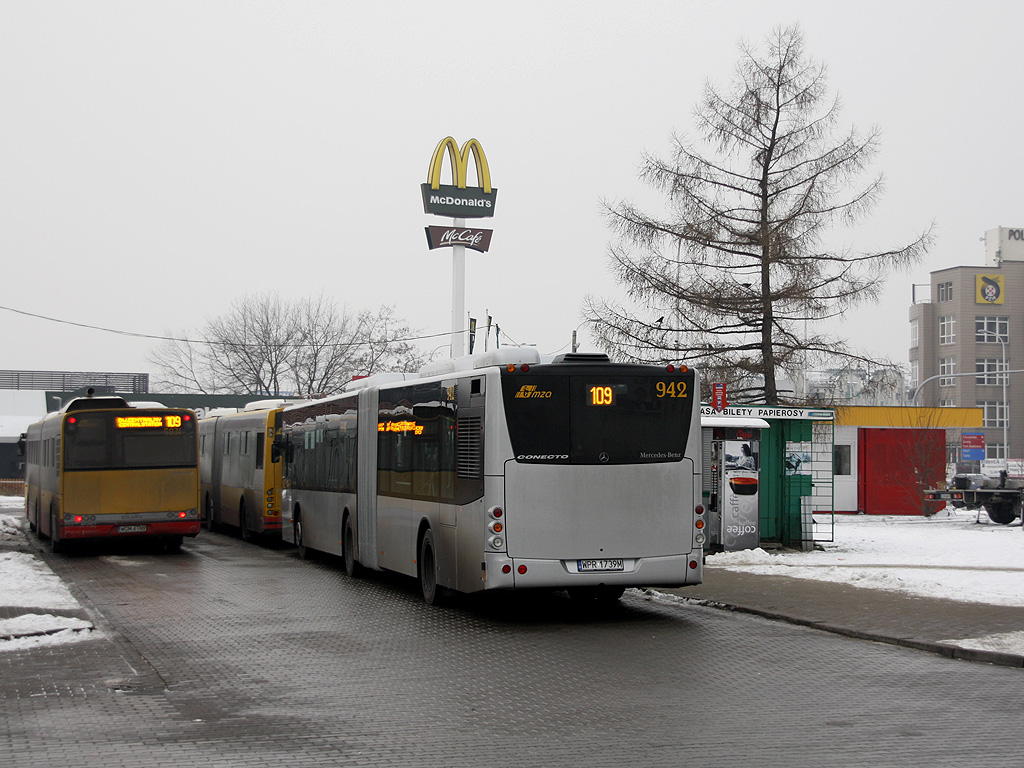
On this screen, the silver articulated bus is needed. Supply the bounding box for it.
[279,348,704,604]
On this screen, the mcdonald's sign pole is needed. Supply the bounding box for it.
[421,137,497,358]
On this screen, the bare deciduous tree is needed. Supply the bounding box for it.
[149,293,428,396]
[583,25,932,406]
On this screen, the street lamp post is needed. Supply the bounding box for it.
[991,333,1010,472]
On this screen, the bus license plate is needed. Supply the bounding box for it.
[118,525,147,534]
[578,558,624,572]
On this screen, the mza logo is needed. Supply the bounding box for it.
[421,136,497,218]
[514,385,553,399]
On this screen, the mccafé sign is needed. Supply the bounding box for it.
[424,225,493,253]
[421,136,497,218]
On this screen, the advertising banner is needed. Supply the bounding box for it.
[424,225,493,253]
[721,439,760,550]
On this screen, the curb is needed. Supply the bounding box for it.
[678,595,1024,669]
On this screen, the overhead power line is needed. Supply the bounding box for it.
[0,303,493,350]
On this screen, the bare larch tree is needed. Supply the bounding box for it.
[583,25,932,406]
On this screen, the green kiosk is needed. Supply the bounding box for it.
[701,405,835,551]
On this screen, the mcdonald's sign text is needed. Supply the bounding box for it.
[421,136,497,218]
[421,184,496,218]
[425,225,493,253]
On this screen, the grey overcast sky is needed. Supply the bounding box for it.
[1,1,1021,384]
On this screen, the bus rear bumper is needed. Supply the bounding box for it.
[58,510,202,539]
[484,551,703,591]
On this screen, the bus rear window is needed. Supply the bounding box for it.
[63,411,197,470]
[500,369,693,464]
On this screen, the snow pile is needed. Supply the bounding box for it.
[0,498,97,651]
[0,551,82,609]
[706,508,1024,607]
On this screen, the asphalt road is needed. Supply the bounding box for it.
[2,531,1022,767]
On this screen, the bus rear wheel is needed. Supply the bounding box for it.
[49,507,66,554]
[418,529,445,606]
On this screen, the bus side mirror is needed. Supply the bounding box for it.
[271,438,285,463]
[17,433,26,457]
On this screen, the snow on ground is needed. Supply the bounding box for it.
[707,507,1024,607]
[0,495,98,651]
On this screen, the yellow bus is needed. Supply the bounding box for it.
[199,400,288,542]
[22,394,201,552]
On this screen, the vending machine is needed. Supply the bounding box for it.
[705,421,765,551]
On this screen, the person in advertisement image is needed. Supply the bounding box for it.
[722,441,760,550]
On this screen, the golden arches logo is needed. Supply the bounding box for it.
[426,136,492,193]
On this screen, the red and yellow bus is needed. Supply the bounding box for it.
[22,394,201,552]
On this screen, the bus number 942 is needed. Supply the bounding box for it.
[655,381,688,398]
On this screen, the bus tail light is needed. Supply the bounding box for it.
[490,536,504,549]
[517,565,527,575]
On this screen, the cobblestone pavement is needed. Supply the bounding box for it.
[2,531,1023,767]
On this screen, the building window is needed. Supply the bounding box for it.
[910,360,919,391]
[910,318,918,348]
[976,316,1009,344]
[937,281,953,301]
[980,401,1007,428]
[987,443,1006,461]
[976,358,1008,385]
[939,315,955,345]
[939,399,956,407]
[834,444,852,476]
[939,358,956,386]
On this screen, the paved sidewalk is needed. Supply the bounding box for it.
[5,502,1024,666]
[663,567,1024,668]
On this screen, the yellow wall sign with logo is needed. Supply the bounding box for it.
[977,274,1004,304]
